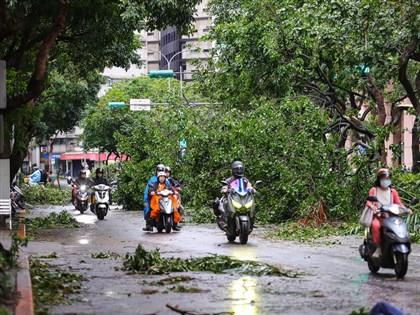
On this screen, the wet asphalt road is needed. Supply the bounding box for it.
[21,204,420,315]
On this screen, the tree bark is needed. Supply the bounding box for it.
[3,0,70,114]
[411,117,420,173]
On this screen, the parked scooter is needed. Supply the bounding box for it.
[215,179,261,244]
[152,189,176,233]
[91,184,111,220]
[10,181,25,216]
[359,196,418,278]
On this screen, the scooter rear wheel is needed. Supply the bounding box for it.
[394,252,408,279]
[227,235,236,242]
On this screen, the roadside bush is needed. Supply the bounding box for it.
[115,96,372,224]
[23,185,71,205]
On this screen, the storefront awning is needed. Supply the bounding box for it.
[60,152,126,161]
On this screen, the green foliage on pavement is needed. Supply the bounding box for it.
[123,244,299,277]
[23,185,71,206]
[267,222,361,243]
[29,258,84,311]
[25,211,79,230]
[25,211,79,240]
[0,234,28,312]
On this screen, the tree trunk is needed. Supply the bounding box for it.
[48,132,59,173]
[411,117,420,173]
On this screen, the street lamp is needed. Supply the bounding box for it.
[142,48,198,90]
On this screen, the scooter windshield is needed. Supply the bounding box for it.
[230,178,249,196]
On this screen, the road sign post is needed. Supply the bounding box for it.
[130,99,151,111]
[149,70,174,79]
[108,102,125,109]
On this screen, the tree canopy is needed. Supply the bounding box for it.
[0,0,202,179]
[198,0,420,170]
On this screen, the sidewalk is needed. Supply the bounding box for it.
[0,209,34,315]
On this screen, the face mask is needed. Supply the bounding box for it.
[380,179,391,188]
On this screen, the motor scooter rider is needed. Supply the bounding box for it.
[165,166,184,213]
[93,168,109,185]
[143,164,172,231]
[72,169,94,205]
[91,168,112,206]
[28,165,42,186]
[148,172,181,231]
[213,161,255,228]
[366,168,412,258]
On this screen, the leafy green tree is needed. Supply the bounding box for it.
[0,0,202,180]
[34,64,101,172]
[200,0,420,171]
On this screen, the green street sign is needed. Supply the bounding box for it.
[108,102,125,109]
[149,70,174,78]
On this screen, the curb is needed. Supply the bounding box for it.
[15,209,34,315]
[15,254,34,315]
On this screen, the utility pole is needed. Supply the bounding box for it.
[0,60,10,226]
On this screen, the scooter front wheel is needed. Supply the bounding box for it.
[96,207,105,220]
[165,216,172,233]
[367,258,380,274]
[239,220,249,244]
[394,252,408,279]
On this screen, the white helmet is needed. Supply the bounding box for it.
[157,171,166,178]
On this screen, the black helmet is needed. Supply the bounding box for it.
[96,168,104,175]
[78,169,87,177]
[165,166,171,173]
[231,161,244,177]
[156,164,165,172]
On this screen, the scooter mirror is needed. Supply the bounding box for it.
[366,196,378,202]
[255,180,262,185]
[221,180,228,185]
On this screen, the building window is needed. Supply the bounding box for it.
[147,32,154,36]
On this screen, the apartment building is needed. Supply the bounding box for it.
[139,0,212,81]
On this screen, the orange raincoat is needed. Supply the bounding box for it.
[149,183,180,223]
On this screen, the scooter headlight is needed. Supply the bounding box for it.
[245,200,254,209]
[80,185,86,191]
[231,199,242,209]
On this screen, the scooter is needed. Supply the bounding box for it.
[91,184,111,220]
[216,179,261,244]
[359,196,418,278]
[73,181,90,214]
[152,189,176,233]
[10,181,25,216]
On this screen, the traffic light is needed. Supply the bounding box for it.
[149,70,174,78]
